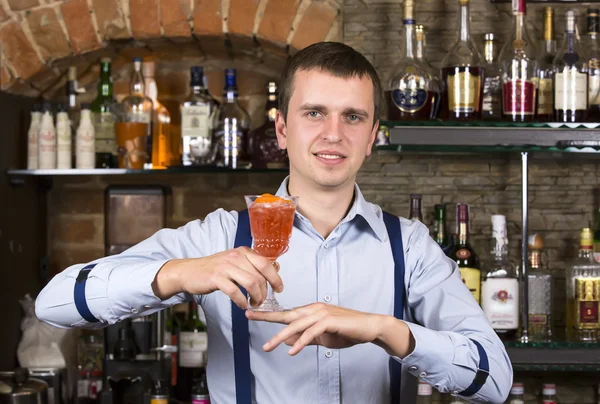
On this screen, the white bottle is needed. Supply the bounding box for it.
[56,105,72,169]
[76,104,95,169]
[38,103,57,169]
[27,105,42,170]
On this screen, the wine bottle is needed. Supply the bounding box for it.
[449,204,481,304]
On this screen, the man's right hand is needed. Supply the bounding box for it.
[151,247,283,309]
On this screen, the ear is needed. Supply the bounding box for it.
[366,120,379,156]
[275,110,287,150]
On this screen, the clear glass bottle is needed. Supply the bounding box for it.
[542,383,558,404]
[440,0,484,121]
[499,0,538,122]
[508,382,525,404]
[537,7,556,122]
[143,60,172,169]
[586,8,600,121]
[416,380,432,404]
[554,10,589,123]
[409,194,423,221]
[481,33,502,120]
[386,0,437,121]
[527,233,553,341]
[181,66,218,166]
[91,58,117,168]
[481,215,519,340]
[415,24,442,119]
[213,68,251,169]
[27,104,42,170]
[251,82,288,169]
[567,228,600,341]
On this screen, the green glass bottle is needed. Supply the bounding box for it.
[175,302,207,401]
[434,204,453,255]
[91,58,117,168]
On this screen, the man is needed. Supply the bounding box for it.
[36,42,512,403]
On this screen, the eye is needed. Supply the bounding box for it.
[306,111,321,118]
[346,114,363,123]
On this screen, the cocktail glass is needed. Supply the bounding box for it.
[244,194,298,312]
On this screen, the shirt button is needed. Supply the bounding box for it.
[131,308,139,314]
[325,350,333,358]
[324,242,329,248]
[419,372,427,378]
[408,366,418,371]
[324,295,331,302]
[143,305,151,309]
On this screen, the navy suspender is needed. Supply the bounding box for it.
[458,339,490,397]
[74,263,99,323]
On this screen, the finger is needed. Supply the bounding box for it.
[227,267,266,307]
[289,321,330,356]
[243,249,284,293]
[215,277,248,310]
[262,310,328,352]
[246,303,323,323]
[231,256,268,305]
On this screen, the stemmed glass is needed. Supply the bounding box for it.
[244,194,298,312]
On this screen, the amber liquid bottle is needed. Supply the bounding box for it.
[537,7,556,122]
[449,204,481,304]
[251,82,288,169]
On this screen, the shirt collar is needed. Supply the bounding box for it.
[275,176,388,242]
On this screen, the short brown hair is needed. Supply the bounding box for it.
[278,42,383,127]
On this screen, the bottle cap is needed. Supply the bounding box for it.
[528,233,544,250]
[417,381,432,396]
[190,66,204,85]
[581,228,593,248]
[42,102,53,112]
[225,68,237,89]
[542,383,556,395]
[410,193,422,200]
[510,382,524,395]
[68,66,77,81]
[101,57,111,63]
[56,104,68,113]
[457,203,469,222]
[267,81,278,93]
[132,57,142,62]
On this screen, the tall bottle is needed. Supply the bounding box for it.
[481,33,502,120]
[416,381,432,404]
[593,189,600,263]
[554,10,589,123]
[181,66,218,166]
[440,0,484,121]
[586,9,600,121]
[76,104,95,169]
[542,384,558,404]
[251,82,288,169]
[91,58,117,168]
[434,204,453,255]
[175,302,207,402]
[38,103,57,170]
[386,0,437,121]
[143,60,172,169]
[450,204,481,304]
[190,373,210,404]
[567,228,600,341]
[527,234,553,341]
[121,58,153,166]
[213,68,251,169]
[508,383,525,404]
[415,24,442,119]
[56,104,72,169]
[66,66,80,168]
[27,104,42,170]
[481,215,519,340]
[537,7,556,122]
[499,0,538,122]
[408,194,423,221]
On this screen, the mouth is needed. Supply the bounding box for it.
[313,152,346,160]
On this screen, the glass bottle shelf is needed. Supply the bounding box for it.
[7,166,289,176]
[503,339,600,372]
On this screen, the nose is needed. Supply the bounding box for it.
[322,114,342,143]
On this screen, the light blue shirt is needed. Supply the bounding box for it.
[35,177,512,404]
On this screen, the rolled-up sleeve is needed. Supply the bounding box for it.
[393,221,513,404]
[35,209,237,329]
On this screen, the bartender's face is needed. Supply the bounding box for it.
[275,69,378,190]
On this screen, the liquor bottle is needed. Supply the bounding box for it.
[181,66,218,166]
[450,204,481,303]
[481,33,502,120]
[542,384,558,404]
[415,24,442,119]
[481,215,519,340]
[498,0,538,122]
[440,0,484,121]
[386,0,437,122]
[508,383,525,404]
[593,189,600,263]
[91,58,117,168]
[175,302,207,402]
[27,104,42,170]
[121,58,153,166]
[416,381,432,404]
[434,204,453,255]
[251,82,288,168]
[38,103,57,170]
[150,380,169,404]
[66,66,80,168]
[409,194,423,221]
[143,60,172,169]
[537,7,556,122]
[56,104,72,169]
[213,68,251,169]
[554,10,589,123]
[586,9,600,121]
[567,227,600,341]
[190,373,210,404]
[527,234,552,341]
[76,104,95,169]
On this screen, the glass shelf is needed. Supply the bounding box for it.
[503,339,600,372]
[376,144,600,154]
[505,340,600,349]
[380,120,600,129]
[7,166,289,176]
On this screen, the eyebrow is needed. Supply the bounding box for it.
[299,103,370,118]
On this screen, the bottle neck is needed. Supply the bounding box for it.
[404,22,416,59]
[484,41,494,63]
[409,199,422,220]
[416,35,425,60]
[579,244,593,258]
[225,90,237,103]
[130,69,145,96]
[458,221,469,245]
[514,13,526,41]
[435,211,446,243]
[459,2,471,43]
[144,77,158,104]
[99,73,113,98]
[266,95,277,121]
[529,250,542,269]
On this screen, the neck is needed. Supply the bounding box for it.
[287,173,356,239]
[459,3,470,42]
[404,22,415,59]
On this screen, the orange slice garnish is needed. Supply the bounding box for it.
[255,193,292,204]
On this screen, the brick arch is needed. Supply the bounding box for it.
[0,0,342,96]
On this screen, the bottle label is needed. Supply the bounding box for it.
[528,314,547,325]
[456,248,471,259]
[151,399,168,404]
[543,401,556,404]
[56,117,72,169]
[447,71,481,113]
[460,267,481,303]
[482,77,501,114]
[555,69,588,111]
[537,78,553,115]
[94,112,116,154]
[215,129,244,168]
[182,104,211,140]
[575,278,600,329]
[38,126,57,169]
[481,278,519,330]
[179,331,207,367]
[391,88,428,113]
[503,79,536,115]
[510,400,524,404]
[77,125,96,169]
[192,399,210,404]
[594,240,600,262]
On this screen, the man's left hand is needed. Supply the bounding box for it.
[246,302,406,356]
